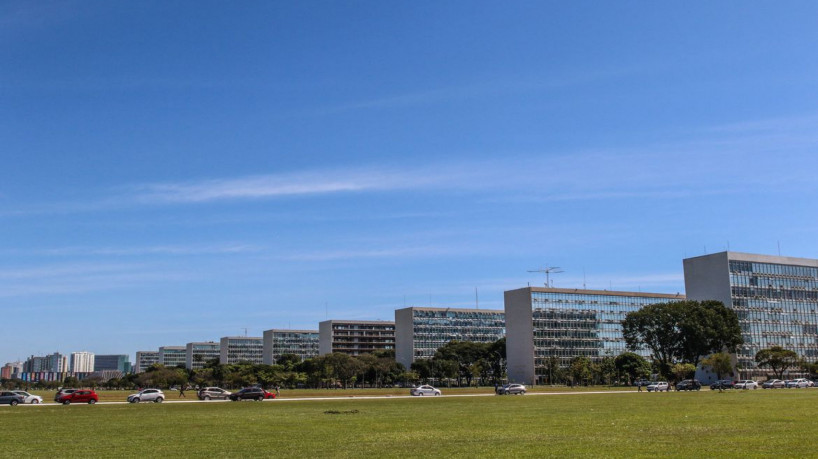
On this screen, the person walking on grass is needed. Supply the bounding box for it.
[179,385,186,398]
[275,385,280,397]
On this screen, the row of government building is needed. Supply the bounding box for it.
[5,251,818,384]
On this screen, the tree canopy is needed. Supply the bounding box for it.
[755,346,798,379]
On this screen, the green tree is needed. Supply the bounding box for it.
[614,352,651,385]
[701,352,734,382]
[671,363,696,382]
[755,346,798,379]
[569,356,592,386]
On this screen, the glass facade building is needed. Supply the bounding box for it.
[262,329,319,365]
[395,307,505,369]
[94,354,132,373]
[506,287,684,385]
[219,337,263,364]
[684,251,818,378]
[185,342,221,370]
[135,351,159,373]
[159,346,187,368]
[319,320,395,356]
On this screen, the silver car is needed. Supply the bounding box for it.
[198,387,232,400]
[497,384,527,395]
[12,391,43,404]
[734,380,758,390]
[786,379,810,388]
[410,385,441,396]
[128,389,165,403]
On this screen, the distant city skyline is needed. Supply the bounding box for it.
[3,2,818,364]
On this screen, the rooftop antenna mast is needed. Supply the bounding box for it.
[527,265,564,288]
[241,328,248,337]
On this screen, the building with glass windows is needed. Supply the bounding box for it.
[134,351,159,373]
[186,342,221,370]
[684,251,818,379]
[395,307,506,370]
[70,351,95,373]
[94,354,132,373]
[319,320,395,356]
[505,287,685,385]
[219,337,263,364]
[159,346,187,368]
[262,329,319,365]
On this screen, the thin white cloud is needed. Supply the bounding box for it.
[2,243,263,257]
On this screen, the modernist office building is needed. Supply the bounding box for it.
[262,329,319,365]
[159,346,187,368]
[134,351,159,373]
[70,352,95,373]
[94,355,132,373]
[394,307,506,370]
[219,337,263,364]
[319,320,396,356]
[505,287,685,385]
[186,342,221,370]
[684,251,818,378]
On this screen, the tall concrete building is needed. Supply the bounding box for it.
[1,361,23,379]
[186,342,221,370]
[684,251,818,378]
[505,287,684,385]
[159,346,187,368]
[395,307,506,370]
[94,355,132,373]
[219,337,263,364]
[135,351,159,373]
[70,352,95,373]
[319,320,395,356]
[262,329,319,365]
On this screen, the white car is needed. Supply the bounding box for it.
[646,381,669,392]
[12,391,43,404]
[734,380,758,390]
[127,389,165,403]
[786,378,810,389]
[410,385,441,396]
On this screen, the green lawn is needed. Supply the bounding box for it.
[1,389,814,457]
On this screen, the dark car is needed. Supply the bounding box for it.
[229,387,266,401]
[710,380,734,390]
[58,389,98,405]
[0,391,25,406]
[676,379,702,391]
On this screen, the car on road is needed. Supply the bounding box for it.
[263,390,277,399]
[229,387,266,401]
[734,380,758,390]
[58,389,98,405]
[676,379,702,391]
[762,379,785,389]
[709,380,734,390]
[12,391,43,404]
[197,387,232,400]
[410,385,442,396]
[128,388,165,403]
[54,388,77,402]
[497,384,527,395]
[646,382,669,392]
[0,391,25,406]
[786,378,810,389]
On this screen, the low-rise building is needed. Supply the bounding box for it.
[134,351,159,373]
[219,337,263,364]
[186,342,221,370]
[262,329,319,365]
[159,346,187,368]
[319,320,395,356]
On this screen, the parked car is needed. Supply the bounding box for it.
[58,389,98,405]
[497,384,527,395]
[734,380,758,390]
[786,378,810,389]
[263,390,277,399]
[762,379,785,389]
[229,387,266,401]
[54,388,77,402]
[709,380,734,390]
[676,379,702,391]
[128,388,165,403]
[410,385,441,396]
[12,390,43,404]
[0,391,25,406]
[197,387,232,400]
[646,382,669,392]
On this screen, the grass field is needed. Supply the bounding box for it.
[1,389,815,457]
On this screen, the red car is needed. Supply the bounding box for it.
[58,389,99,405]
[263,390,277,399]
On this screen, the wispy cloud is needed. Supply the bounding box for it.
[2,243,263,257]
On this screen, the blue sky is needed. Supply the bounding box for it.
[3,1,818,364]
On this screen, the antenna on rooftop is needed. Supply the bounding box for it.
[241,328,248,337]
[527,265,564,288]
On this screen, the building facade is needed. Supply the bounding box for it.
[70,352,95,373]
[219,337,263,364]
[505,287,685,385]
[94,354,132,373]
[1,362,23,379]
[134,351,159,373]
[159,346,187,368]
[186,342,221,370]
[262,329,319,365]
[684,251,818,379]
[319,320,396,356]
[395,307,506,370]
